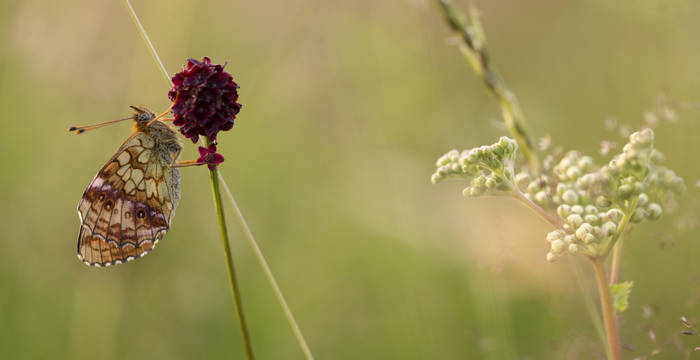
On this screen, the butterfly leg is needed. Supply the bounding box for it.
[168,148,205,168]
[172,160,204,168]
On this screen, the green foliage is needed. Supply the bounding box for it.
[610,281,634,312]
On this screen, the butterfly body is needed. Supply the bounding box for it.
[76,106,182,267]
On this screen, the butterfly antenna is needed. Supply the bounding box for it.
[68,116,135,134]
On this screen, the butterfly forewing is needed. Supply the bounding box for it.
[77,129,180,266]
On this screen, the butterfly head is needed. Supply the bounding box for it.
[130,105,156,124]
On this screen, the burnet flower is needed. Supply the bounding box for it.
[168,57,241,170]
[168,57,242,144]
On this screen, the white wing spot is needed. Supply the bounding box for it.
[117,151,130,166]
[140,136,155,149]
[131,168,144,184]
[117,164,130,176]
[137,150,152,163]
[124,180,136,194]
[146,178,156,198]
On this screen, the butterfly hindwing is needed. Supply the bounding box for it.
[77,130,180,266]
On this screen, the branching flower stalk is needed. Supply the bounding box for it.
[432,130,685,359]
[123,1,315,359]
[432,3,686,360]
[435,0,539,172]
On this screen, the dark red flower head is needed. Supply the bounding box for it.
[168,57,242,143]
[197,144,225,171]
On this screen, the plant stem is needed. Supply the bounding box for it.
[608,238,623,285]
[511,189,562,228]
[217,175,315,360]
[602,198,638,257]
[589,257,622,360]
[207,137,255,360]
[567,259,610,360]
[434,0,540,172]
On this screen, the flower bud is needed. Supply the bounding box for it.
[514,172,530,188]
[557,205,571,218]
[551,239,566,253]
[631,208,646,223]
[568,244,579,255]
[567,214,584,228]
[546,230,564,243]
[584,214,599,225]
[564,234,576,244]
[632,181,643,195]
[602,221,617,236]
[585,205,598,214]
[546,252,557,262]
[618,184,633,199]
[527,182,540,194]
[575,223,593,241]
[562,190,579,204]
[484,176,498,190]
[637,193,649,206]
[437,150,458,166]
[577,156,593,170]
[646,203,662,220]
[535,191,548,204]
[566,167,582,179]
[571,205,585,215]
[463,186,484,197]
[582,233,596,244]
[472,175,486,187]
[595,196,612,208]
[606,208,624,223]
[556,183,568,196]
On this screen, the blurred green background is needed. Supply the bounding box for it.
[1,0,699,358]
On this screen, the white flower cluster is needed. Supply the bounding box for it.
[544,129,684,261]
[431,137,518,197]
[432,128,685,262]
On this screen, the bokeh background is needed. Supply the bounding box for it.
[1,0,699,358]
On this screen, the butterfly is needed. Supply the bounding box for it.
[70,106,183,267]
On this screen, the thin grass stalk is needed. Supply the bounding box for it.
[217,175,315,359]
[435,0,540,172]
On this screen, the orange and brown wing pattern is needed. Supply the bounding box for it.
[77,132,180,266]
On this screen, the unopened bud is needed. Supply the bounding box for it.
[646,203,662,220]
[631,208,646,223]
[568,244,579,255]
[562,190,579,204]
[567,214,584,228]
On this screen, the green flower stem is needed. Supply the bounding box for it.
[206,138,256,360]
[434,0,540,172]
[608,237,623,285]
[602,198,638,258]
[510,188,562,228]
[589,257,622,360]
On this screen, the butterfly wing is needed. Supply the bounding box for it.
[77,132,180,266]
